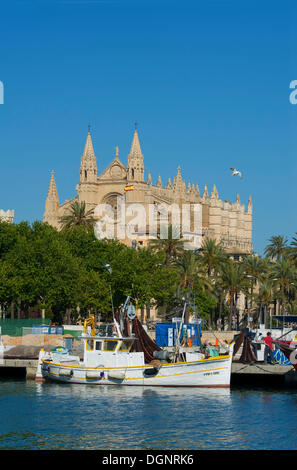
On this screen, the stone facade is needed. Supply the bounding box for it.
[43,128,253,254]
[0,210,14,223]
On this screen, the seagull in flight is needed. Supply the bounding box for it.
[103,263,112,274]
[230,168,243,179]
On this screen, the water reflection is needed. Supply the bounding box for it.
[1,379,297,449]
[35,382,232,402]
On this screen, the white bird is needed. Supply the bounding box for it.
[230,168,242,179]
[103,263,112,274]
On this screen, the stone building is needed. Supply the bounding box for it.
[43,128,253,255]
[0,209,14,223]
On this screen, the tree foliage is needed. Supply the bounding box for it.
[1,220,297,328]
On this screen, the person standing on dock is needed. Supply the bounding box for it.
[263,332,277,364]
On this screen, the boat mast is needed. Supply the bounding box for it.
[174,300,187,362]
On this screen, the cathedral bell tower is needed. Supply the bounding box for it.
[80,127,97,183]
[127,126,144,182]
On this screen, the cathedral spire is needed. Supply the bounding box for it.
[129,128,143,158]
[127,126,144,182]
[47,170,59,202]
[44,170,59,225]
[80,128,97,183]
[83,129,96,160]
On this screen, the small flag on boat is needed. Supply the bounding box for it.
[124,185,134,191]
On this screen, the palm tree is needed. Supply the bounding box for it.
[200,238,227,277]
[59,201,96,231]
[174,250,213,324]
[255,280,274,327]
[269,257,297,314]
[264,235,288,261]
[287,234,297,265]
[174,250,197,288]
[149,225,184,266]
[243,255,268,313]
[219,260,247,329]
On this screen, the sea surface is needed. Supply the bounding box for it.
[0,379,297,450]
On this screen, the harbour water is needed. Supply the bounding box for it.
[1,379,297,450]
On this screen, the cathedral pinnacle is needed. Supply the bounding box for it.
[203,184,209,199]
[82,128,96,160]
[127,126,144,182]
[80,129,97,183]
[248,195,252,210]
[44,170,59,224]
[47,170,59,201]
[176,166,183,187]
[129,128,143,159]
[147,171,152,186]
[211,184,219,199]
[156,174,162,187]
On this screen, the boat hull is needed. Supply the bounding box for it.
[41,355,232,388]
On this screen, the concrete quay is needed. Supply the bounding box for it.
[0,358,38,380]
[231,361,297,387]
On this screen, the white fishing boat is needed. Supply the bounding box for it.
[37,298,234,388]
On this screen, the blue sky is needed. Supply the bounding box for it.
[0,0,295,254]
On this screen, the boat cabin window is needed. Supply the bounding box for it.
[86,339,94,351]
[95,341,102,351]
[103,340,118,352]
[119,340,133,352]
[97,324,114,337]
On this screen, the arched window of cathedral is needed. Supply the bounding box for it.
[85,170,87,179]
[132,169,134,179]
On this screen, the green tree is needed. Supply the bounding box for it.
[243,255,268,313]
[59,201,96,231]
[264,235,288,261]
[269,257,297,314]
[219,260,247,329]
[200,238,227,277]
[149,225,184,266]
